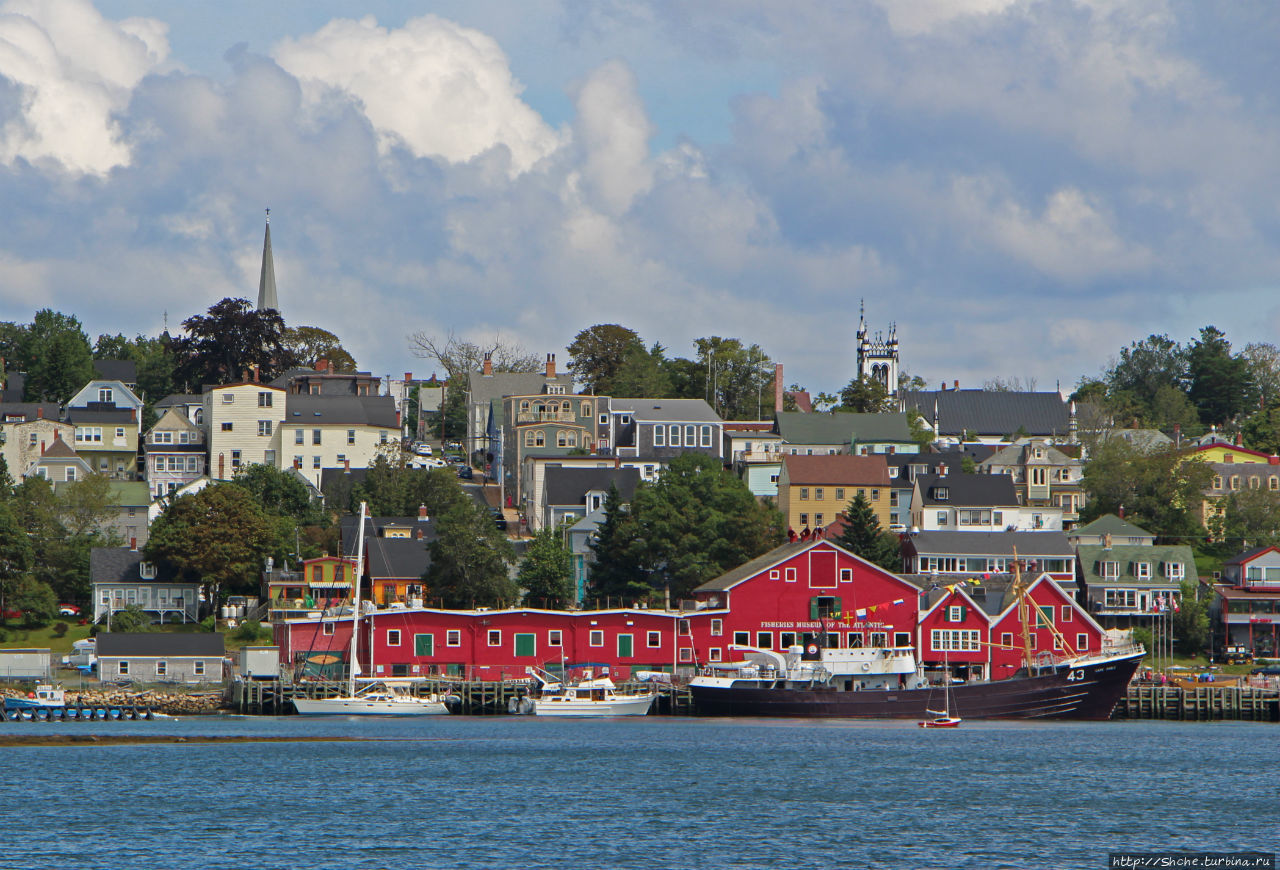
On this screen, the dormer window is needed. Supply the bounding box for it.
[1165,562,1184,580]
[98,388,113,403]
[139,562,157,579]
[1101,561,1119,578]
[1134,562,1151,580]
[934,487,949,501]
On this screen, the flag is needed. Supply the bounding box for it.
[1173,596,1181,613]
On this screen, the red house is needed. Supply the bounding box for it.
[988,575,1105,679]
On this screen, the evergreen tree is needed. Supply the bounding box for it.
[834,493,901,571]
[518,525,575,608]
[21,309,96,403]
[426,501,516,607]
[587,485,649,601]
[1172,582,1209,656]
[0,498,34,613]
[1186,326,1255,426]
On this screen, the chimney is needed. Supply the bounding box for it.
[482,353,493,376]
[396,410,401,429]
[418,504,429,522]
[343,458,350,472]
[36,406,43,419]
[774,363,784,414]
[253,364,260,383]
[546,353,555,378]
[316,359,329,373]
[1173,423,1181,448]
[219,453,225,478]
[416,528,424,540]
[1236,431,1243,447]
[1118,504,1125,519]
[953,379,959,390]
[1103,532,1112,550]
[40,440,46,455]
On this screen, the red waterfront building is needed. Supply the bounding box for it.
[274,538,1107,680]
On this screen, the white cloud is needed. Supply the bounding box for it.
[0,0,166,175]
[571,60,653,216]
[272,14,562,176]
[949,178,1152,281]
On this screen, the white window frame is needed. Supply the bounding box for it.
[446,630,461,647]
[589,630,604,647]
[387,629,401,647]
[647,631,661,648]
[323,623,336,636]
[710,619,723,636]
[194,660,205,676]
[548,630,562,647]
[487,630,501,647]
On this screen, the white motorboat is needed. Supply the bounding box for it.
[525,667,655,717]
[293,502,448,717]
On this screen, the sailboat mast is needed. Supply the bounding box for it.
[348,502,368,697]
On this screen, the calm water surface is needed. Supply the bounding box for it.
[0,715,1271,869]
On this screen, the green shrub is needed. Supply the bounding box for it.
[233,619,268,643]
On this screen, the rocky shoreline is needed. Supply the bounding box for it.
[1,686,229,715]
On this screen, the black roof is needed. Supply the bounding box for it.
[364,538,432,580]
[339,515,435,555]
[96,632,224,657]
[284,395,397,428]
[89,548,182,583]
[544,467,640,506]
[914,473,1019,507]
[320,467,369,490]
[92,359,138,384]
[901,390,1070,438]
[0,402,62,423]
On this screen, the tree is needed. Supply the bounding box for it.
[21,309,95,403]
[838,375,893,413]
[408,330,540,381]
[691,336,774,420]
[566,324,645,395]
[834,493,901,571]
[1106,334,1186,401]
[518,525,575,607]
[1208,487,1280,554]
[1242,342,1280,406]
[170,298,299,391]
[0,499,33,613]
[57,472,119,538]
[1172,582,1209,656]
[983,375,1038,392]
[1079,440,1212,543]
[283,325,357,371]
[608,342,674,398]
[426,501,516,607]
[1186,326,1255,426]
[108,604,155,633]
[1241,405,1280,455]
[9,576,57,628]
[587,485,650,601]
[230,463,324,525]
[146,484,276,598]
[590,454,785,602]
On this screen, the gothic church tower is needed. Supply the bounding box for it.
[856,300,899,397]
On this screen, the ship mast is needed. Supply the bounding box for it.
[1012,548,1035,672]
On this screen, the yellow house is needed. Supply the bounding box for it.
[777,454,892,532]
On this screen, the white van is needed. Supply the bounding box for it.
[63,638,97,670]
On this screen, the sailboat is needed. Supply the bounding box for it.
[919,653,961,728]
[293,503,449,716]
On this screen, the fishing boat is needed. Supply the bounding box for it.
[523,667,656,717]
[690,557,1144,721]
[294,503,449,716]
[3,683,66,711]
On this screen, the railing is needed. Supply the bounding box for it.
[515,411,578,424]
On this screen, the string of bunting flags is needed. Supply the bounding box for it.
[841,578,983,622]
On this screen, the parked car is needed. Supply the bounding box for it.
[415,443,434,456]
[457,465,474,480]
[489,508,508,531]
[58,604,80,616]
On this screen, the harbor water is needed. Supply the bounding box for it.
[1,716,1271,869]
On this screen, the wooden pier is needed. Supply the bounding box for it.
[1116,685,1280,722]
[234,677,695,716]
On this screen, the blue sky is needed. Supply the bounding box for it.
[3,0,1279,398]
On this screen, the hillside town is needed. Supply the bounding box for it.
[2,219,1280,700]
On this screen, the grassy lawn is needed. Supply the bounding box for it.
[1,619,273,655]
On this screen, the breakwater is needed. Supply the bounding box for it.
[1117,684,1279,721]
[1,687,226,717]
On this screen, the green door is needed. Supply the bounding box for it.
[617,634,633,658]
[515,633,536,657]
[414,634,434,656]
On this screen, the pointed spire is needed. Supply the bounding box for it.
[257,208,278,312]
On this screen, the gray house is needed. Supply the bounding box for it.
[537,466,640,533]
[95,633,225,684]
[90,548,201,625]
[610,398,724,478]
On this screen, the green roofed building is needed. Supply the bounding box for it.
[1075,541,1196,628]
[774,411,919,457]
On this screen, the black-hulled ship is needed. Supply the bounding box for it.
[688,642,1143,720]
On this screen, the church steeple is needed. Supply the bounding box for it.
[257,208,278,312]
